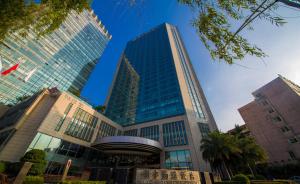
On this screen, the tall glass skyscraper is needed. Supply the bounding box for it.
[0,10,111,104]
[105,23,218,171]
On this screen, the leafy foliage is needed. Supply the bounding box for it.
[179,0,286,64]
[94,105,106,113]
[0,161,6,173]
[20,149,47,176]
[232,174,251,184]
[23,176,44,184]
[0,0,92,42]
[201,129,267,178]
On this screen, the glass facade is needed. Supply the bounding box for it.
[124,129,138,136]
[170,26,205,119]
[140,125,159,141]
[163,121,188,147]
[197,122,211,138]
[28,132,89,175]
[165,150,192,170]
[0,10,111,105]
[55,103,73,131]
[105,24,185,125]
[97,121,116,138]
[105,57,140,125]
[65,108,98,142]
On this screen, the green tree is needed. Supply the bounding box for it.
[237,137,267,175]
[20,149,47,176]
[178,0,286,64]
[201,131,242,179]
[94,105,106,113]
[0,0,91,42]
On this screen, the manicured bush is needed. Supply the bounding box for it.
[0,161,6,173]
[20,149,47,176]
[232,174,250,184]
[61,181,106,184]
[23,176,44,184]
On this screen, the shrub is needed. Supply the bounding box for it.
[232,174,250,184]
[23,176,44,184]
[0,161,6,173]
[20,149,47,176]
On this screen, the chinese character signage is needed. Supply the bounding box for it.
[135,169,201,184]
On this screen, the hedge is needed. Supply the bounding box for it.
[23,176,44,184]
[0,162,6,173]
[232,174,251,184]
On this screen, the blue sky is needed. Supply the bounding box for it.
[81,0,300,131]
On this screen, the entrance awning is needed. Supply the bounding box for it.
[92,136,163,155]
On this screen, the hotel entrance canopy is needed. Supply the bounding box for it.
[92,136,163,155]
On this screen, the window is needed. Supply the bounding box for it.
[163,121,188,147]
[281,126,290,133]
[165,150,192,170]
[140,125,159,141]
[288,151,296,160]
[98,121,116,138]
[65,108,98,142]
[272,116,282,122]
[261,100,268,106]
[124,129,138,136]
[198,123,210,138]
[268,108,274,113]
[288,138,298,144]
[55,103,73,131]
[117,130,122,136]
[27,133,86,158]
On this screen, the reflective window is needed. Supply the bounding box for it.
[198,123,211,138]
[0,10,110,105]
[65,108,98,142]
[98,121,116,138]
[140,125,159,141]
[163,121,188,147]
[28,132,87,159]
[105,24,185,125]
[170,26,205,119]
[124,129,138,136]
[55,103,73,131]
[165,150,193,170]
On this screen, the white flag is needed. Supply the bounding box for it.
[24,68,37,82]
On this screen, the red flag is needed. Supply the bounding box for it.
[1,64,19,76]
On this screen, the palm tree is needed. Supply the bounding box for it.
[201,131,242,179]
[237,137,267,175]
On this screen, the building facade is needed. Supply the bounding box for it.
[0,89,123,177]
[239,75,300,164]
[0,10,111,105]
[105,23,218,171]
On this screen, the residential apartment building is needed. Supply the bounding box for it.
[0,10,111,105]
[239,75,300,164]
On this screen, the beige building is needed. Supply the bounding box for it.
[0,88,215,183]
[239,75,300,164]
